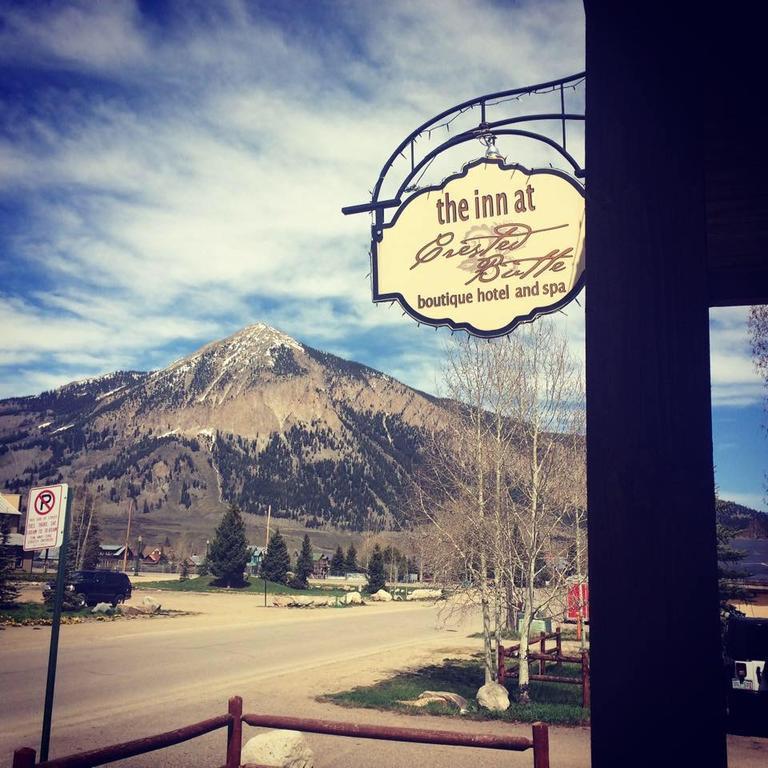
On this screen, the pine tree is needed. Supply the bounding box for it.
[43,526,82,610]
[366,544,386,594]
[0,516,20,608]
[79,511,101,570]
[345,543,358,573]
[330,545,346,576]
[717,523,753,614]
[261,529,290,584]
[294,534,313,589]
[207,505,249,587]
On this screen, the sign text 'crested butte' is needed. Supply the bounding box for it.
[373,158,585,337]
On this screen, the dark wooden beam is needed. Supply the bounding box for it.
[585,5,726,766]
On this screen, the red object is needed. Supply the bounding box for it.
[567,582,589,622]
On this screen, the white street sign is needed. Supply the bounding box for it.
[23,484,69,551]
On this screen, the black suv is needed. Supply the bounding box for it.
[43,570,133,607]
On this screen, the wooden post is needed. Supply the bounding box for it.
[585,5,726,766]
[226,696,242,768]
[539,632,546,675]
[498,645,505,684]
[531,722,550,768]
[12,748,36,768]
[581,649,591,710]
[555,627,562,668]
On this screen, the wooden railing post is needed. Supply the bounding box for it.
[581,649,591,709]
[539,632,546,675]
[555,627,562,668]
[12,748,36,768]
[531,722,549,768]
[227,696,243,768]
[498,644,506,684]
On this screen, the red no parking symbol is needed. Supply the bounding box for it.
[34,489,56,515]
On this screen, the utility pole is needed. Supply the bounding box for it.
[122,498,134,572]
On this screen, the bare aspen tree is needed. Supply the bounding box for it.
[412,320,585,701]
[501,321,585,701]
[410,336,499,682]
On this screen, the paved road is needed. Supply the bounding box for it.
[2,589,764,768]
[4,591,570,768]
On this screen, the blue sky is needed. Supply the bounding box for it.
[0,1,765,510]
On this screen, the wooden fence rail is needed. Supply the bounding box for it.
[498,628,590,709]
[12,712,235,768]
[13,695,550,768]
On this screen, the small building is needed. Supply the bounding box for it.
[142,547,168,565]
[247,546,266,576]
[1,493,33,572]
[312,553,330,579]
[97,544,134,570]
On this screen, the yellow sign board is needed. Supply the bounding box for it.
[373,159,585,336]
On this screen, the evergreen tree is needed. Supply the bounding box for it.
[207,505,249,587]
[717,523,753,614]
[261,529,290,584]
[43,527,82,610]
[330,545,346,576]
[79,511,101,570]
[294,534,313,589]
[0,516,20,608]
[345,543,358,573]
[366,544,386,594]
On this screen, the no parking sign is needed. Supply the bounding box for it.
[23,483,69,551]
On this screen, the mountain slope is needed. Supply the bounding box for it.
[0,323,445,536]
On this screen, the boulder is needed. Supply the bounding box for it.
[405,589,443,601]
[241,729,313,768]
[398,690,468,713]
[138,596,161,614]
[344,591,362,605]
[293,596,332,607]
[369,589,392,602]
[476,681,510,712]
[272,596,292,608]
[91,602,113,614]
[272,595,332,608]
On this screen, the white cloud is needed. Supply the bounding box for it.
[709,306,763,406]
[0,0,585,395]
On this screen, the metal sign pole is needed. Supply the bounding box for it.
[40,489,73,762]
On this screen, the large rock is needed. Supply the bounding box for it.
[241,729,313,768]
[136,596,161,614]
[344,591,362,605]
[91,602,113,614]
[272,596,292,607]
[272,595,332,608]
[406,589,443,601]
[477,682,510,712]
[398,690,468,713]
[369,589,392,602]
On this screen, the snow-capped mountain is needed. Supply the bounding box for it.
[0,324,445,536]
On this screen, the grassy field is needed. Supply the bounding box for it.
[0,602,92,625]
[10,572,53,583]
[321,656,589,726]
[136,575,346,596]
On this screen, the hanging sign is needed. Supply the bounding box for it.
[373,158,585,337]
[23,483,69,551]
